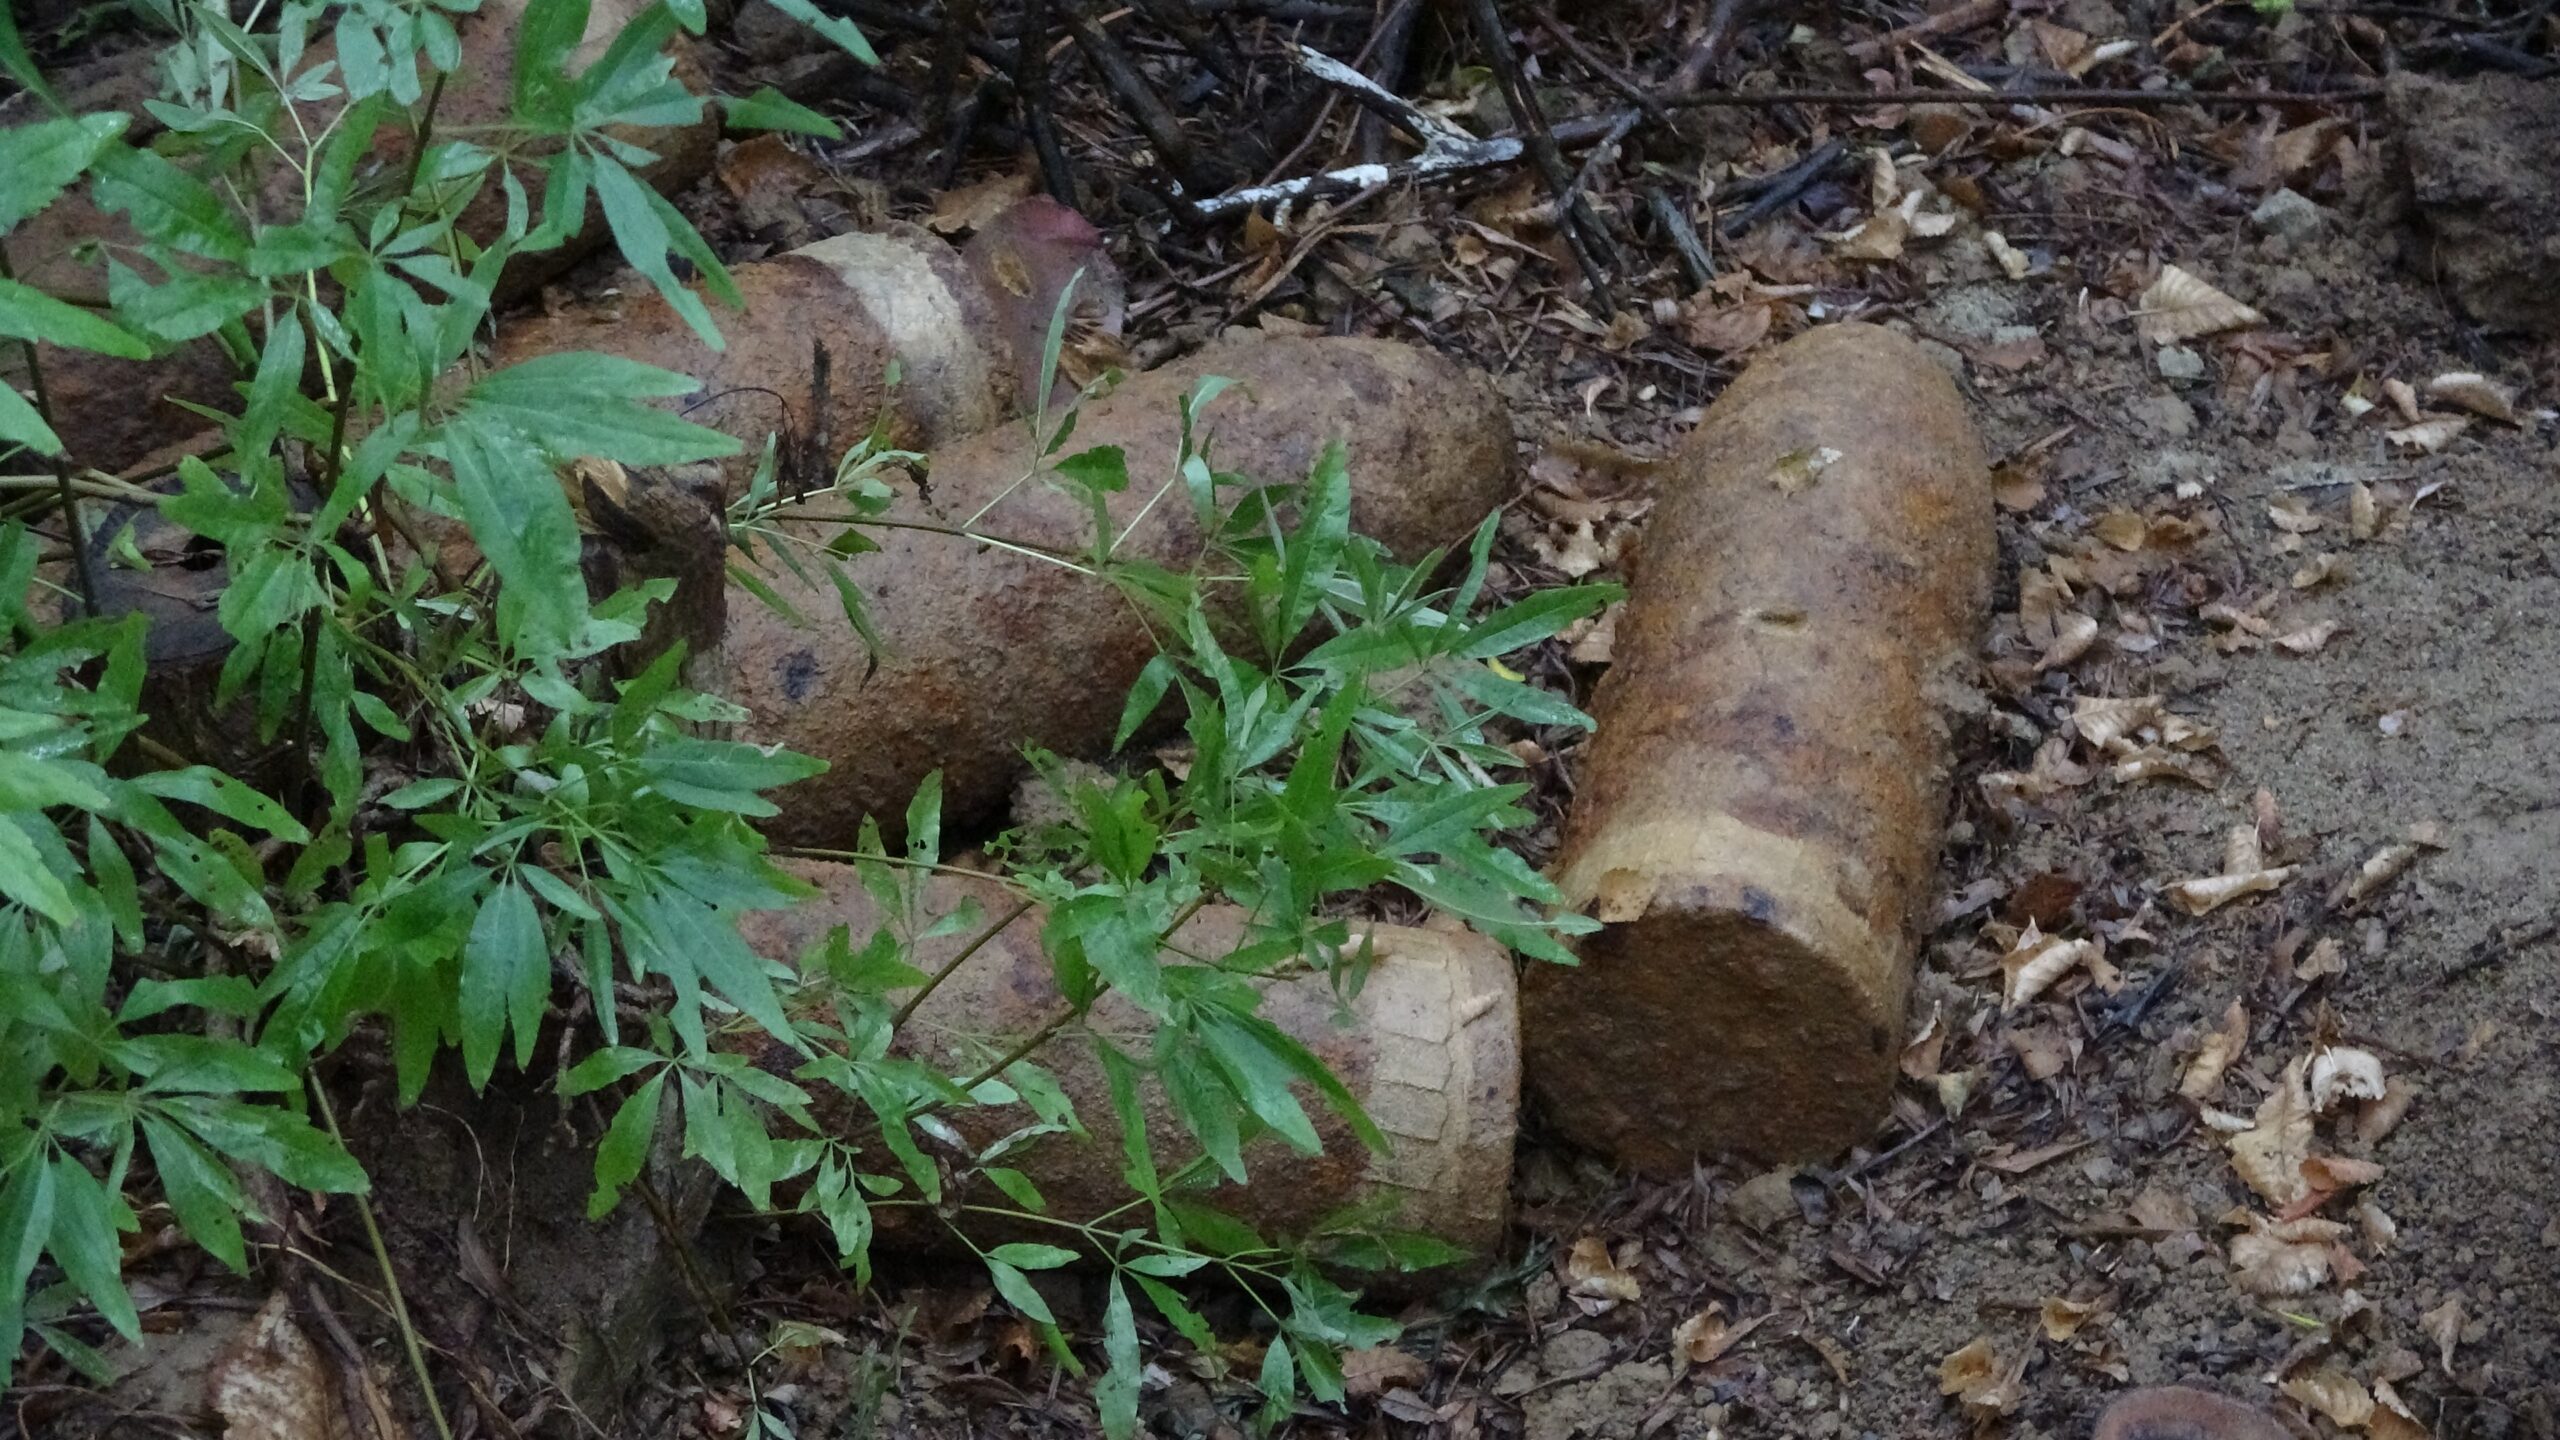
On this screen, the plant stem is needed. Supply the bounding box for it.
[0,244,99,615]
[773,512,1094,573]
[892,894,1037,1028]
[952,895,1208,1092]
[769,847,1013,885]
[311,1079,457,1440]
[0,472,169,504]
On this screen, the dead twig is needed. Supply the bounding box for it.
[1195,44,1521,217]
[1063,0,1216,194]
[1717,137,1846,237]
[1845,0,2005,62]
[1668,0,1754,94]
[1646,186,1715,290]
[1012,0,1078,205]
[1657,82,2385,108]
[1356,0,1426,165]
[1458,0,1618,311]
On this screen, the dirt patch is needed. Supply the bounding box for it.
[2391,72,2560,337]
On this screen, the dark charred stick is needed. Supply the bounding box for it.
[1357,0,1427,165]
[1458,0,1618,313]
[1128,0,1243,88]
[932,78,992,188]
[926,0,978,140]
[1668,0,1753,96]
[1063,2,1215,194]
[1845,0,2002,62]
[1717,137,1844,237]
[1191,0,1367,20]
[1661,82,2385,107]
[1538,7,1668,122]
[1014,0,1078,206]
[1646,186,1715,290]
[834,0,1015,68]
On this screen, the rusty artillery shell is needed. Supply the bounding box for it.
[5,0,714,473]
[737,863,1519,1255]
[723,334,1516,843]
[487,201,1119,492]
[1521,323,1994,1171]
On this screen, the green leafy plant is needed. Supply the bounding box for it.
[0,2,1610,1432]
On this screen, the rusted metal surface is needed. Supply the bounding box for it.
[738,863,1519,1255]
[723,334,1518,844]
[1521,322,1994,1172]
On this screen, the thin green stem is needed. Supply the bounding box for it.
[768,513,1094,575]
[0,244,98,615]
[310,1079,457,1440]
[891,894,1037,1029]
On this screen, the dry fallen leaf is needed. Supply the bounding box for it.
[2037,611,2101,671]
[2309,1046,2388,1112]
[1984,230,2032,280]
[2290,552,2344,590]
[213,1294,351,1440]
[2336,827,2442,906]
[1672,1305,1773,1367]
[1683,300,1774,353]
[1341,1345,1431,1398]
[1565,1236,1642,1305]
[2002,924,2100,1009]
[2282,1365,2375,1427]
[1832,207,1910,261]
[2297,937,2346,981]
[2272,619,2343,655]
[2350,482,2380,540]
[2228,1214,2347,1296]
[2164,837,2299,915]
[2039,1295,2104,1342]
[2422,1297,2466,1375]
[2354,1076,2417,1148]
[2138,264,2265,343]
[2386,416,2470,454]
[928,170,1035,234]
[2093,509,2152,551]
[2301,1154,2385,1193]
[1937,1336,2028,1418]
[2371,1380,2434,1440]
[2180,1000,2250,1101]
[2072,694,2166,753]
[2229,1057,2315,1206]
[2425,371,2517,424]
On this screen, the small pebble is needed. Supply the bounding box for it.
[2155,345,2206,381]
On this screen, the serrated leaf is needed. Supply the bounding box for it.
[1097,1277,1140,1440]
[987,1242,1079,1270]
[984,1257,1055,1324]
[139,1114,246,1273]
[0,819,74,924]
[0,113,119,221]
[0,275,148,358]
[759,0,880,64]
[460,879,549,1087]
[719,86,838,138]
[588,1069,667,1219]
[128,767,308,841]
[46,1155,139,1342]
